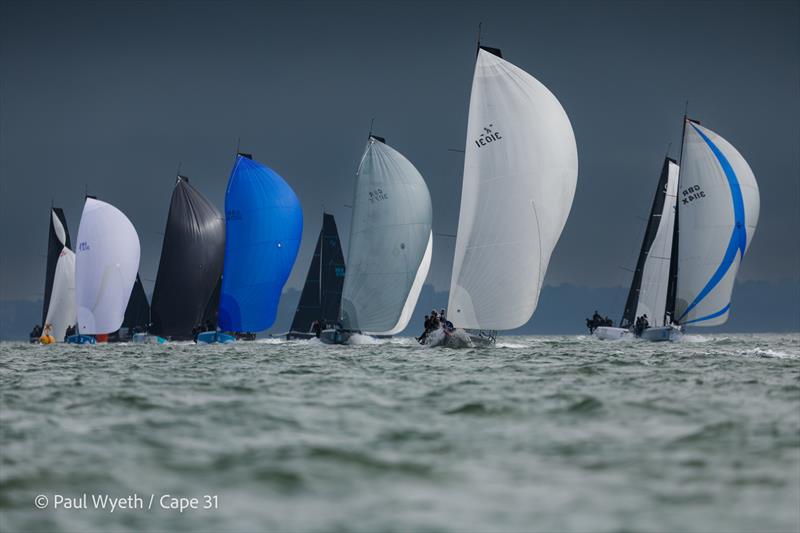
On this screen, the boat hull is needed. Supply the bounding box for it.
[593,327,633,340]
[640,326,682,342]
[319,328,351,345]
[424,328,495,348]
[286,331,317,341]
[196,331,235,344]
[132,333,166,344]
[66,335,96,345]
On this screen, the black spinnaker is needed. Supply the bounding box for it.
[150,176,225,340]
[42,208,71,325]
[289,213,345,336]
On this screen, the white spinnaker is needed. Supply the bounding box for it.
[44,248,76,340]
[51,210,68,247]
[448,49,578,330]
[340,137,433,334]
[635,160,679,327]
[75,198,141,334]
[675,121,759,326]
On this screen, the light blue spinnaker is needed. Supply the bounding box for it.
[218,155,303,332]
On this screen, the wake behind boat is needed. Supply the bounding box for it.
[423,43,578,348]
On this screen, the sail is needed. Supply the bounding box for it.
[339,136,433,335]
[150,176,226,339]
[289,213,346,334]
[44,247,76,341]
[218,155,303,333]
[620,158,678,327]
[75,198,141,335]
[42,208,71,325]
[675,120,760,326]
[122,274,150,330]
[634,159,679,327]
[448,48,578,330]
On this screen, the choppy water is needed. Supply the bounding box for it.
[1,334,798,532]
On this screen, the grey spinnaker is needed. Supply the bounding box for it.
[340,136,432,335]
[150,176,226,340]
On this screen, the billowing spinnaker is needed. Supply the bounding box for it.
[75,198,141,334]
[675,121,760,326]
[42,208,71,326]
[151,177,225,339]
[340,137,433,334]
[218,155,303,332]
[44,248,76,340]
[448,48,578,330]
[635,160,679,327]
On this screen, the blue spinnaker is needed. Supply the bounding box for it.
[218,155,303,332]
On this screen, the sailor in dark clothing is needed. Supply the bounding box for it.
[311,319,323,338]
[417,315,431,343]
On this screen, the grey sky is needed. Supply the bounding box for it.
[1,0,798,304]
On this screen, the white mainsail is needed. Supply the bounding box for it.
[340,136,433,335]
[675,120,760,326]
[75,198,141,334]
[635,160,679,327]
[448,48,578,330]
[44,248,76,341]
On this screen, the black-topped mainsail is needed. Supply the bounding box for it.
[289,213,345,335]
[150,176,226,340]
[621,158,675,327]
[122,274,150,331]
[42,208,71,325]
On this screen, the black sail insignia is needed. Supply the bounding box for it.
[621,157,675,327]
[150,176,226,340]
[42,208,71,326]
[289,213,346,335]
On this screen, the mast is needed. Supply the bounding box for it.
[664,106,688,325]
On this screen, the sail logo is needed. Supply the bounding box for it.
[474,124,503,148]
[681,185,706,205]
[79,242,90,251]
[369,189,388,204]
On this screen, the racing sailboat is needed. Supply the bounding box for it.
[68,197,141,344]
[150,175,225,340]
[199,153,303,343]
[320,135,433,344]
[39,208,76,343]
[595,118,760,341]
[286,213,345,340]
[425,44,578,347]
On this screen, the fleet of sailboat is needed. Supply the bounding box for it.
[27,38,760,347]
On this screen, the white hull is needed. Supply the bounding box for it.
[593,327,632,340]
[640,326,682,342]
[424,328,494,349]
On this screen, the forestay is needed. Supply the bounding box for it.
[635,160,679,327]
[675,121,760,326]
[218,155,303,333]
[340,137,433,335]
[75,198,141,334]
[448,48,578,330]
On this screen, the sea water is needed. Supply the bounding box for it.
[1,334,798,532]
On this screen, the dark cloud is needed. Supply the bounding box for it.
[1,1,798,307]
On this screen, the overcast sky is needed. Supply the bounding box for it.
[1,0,798,303]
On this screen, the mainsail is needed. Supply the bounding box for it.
[674,120,760,326]
[339,136,433,335]
[218,154,303,333]
[448,47,578,330]
[150,176,226,339]
[75,198,141,335]
[122,274,150,331]
[289,213,346,334]
[42,208,72,326]
[620,158,679,328]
